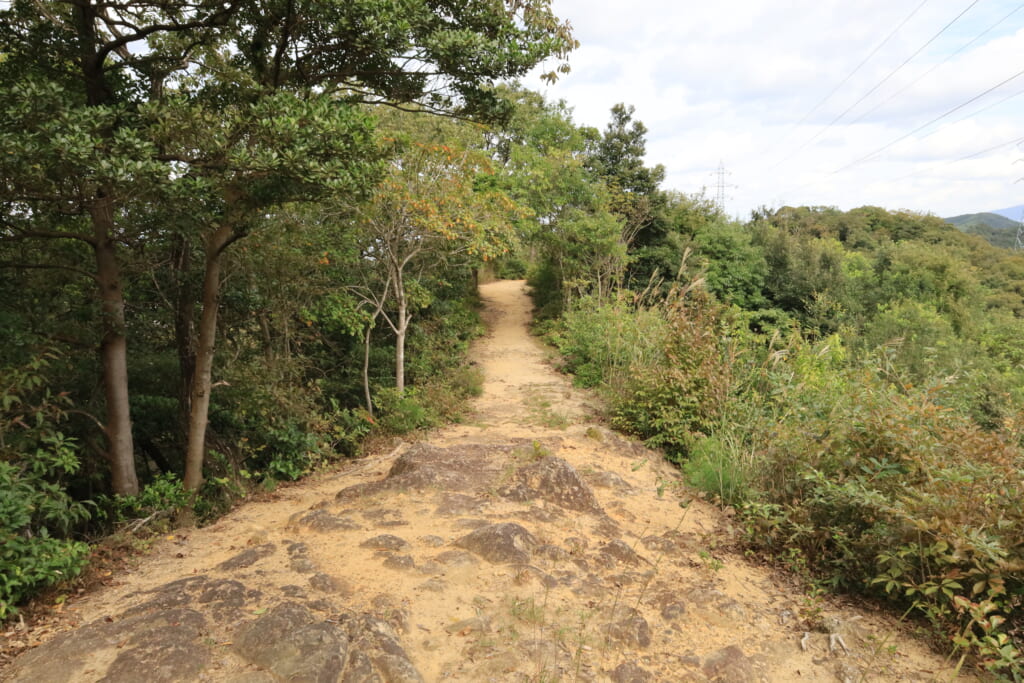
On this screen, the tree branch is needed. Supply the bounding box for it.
[0,261,98,281]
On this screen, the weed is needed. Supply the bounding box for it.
[524,392,571,429]
[698,549,724,574]
[512,440,552,463]
[510,596,545,625]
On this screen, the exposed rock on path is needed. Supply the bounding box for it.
[2,280,967,682]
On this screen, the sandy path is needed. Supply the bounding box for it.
[2,280,968,682]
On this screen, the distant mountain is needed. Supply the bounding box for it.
[945,212,1019,249]
[991,204,1024,221]
[946,212,1019,230]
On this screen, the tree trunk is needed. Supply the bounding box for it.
[91,195,139,496]
[363,323,374,417]
[172,234,196,444]
[395,295,407,394]
[258,311,274,361]
[76,6,138,496]
[183,222,234,491]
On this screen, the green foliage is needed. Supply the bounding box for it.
[552,283,735,460]
[1,352,91,620]
[547,200,1024,674]
[374,388,437,433]
[609,286,736,460]
[682,435,750,506]
[95,473,191,526]
[691,221,767,308]
[549,293,668,388]
[744,370,1024,676]
[496,87,627,311]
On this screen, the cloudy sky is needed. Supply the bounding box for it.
[524,0,1024,220]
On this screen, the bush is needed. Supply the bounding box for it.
[608,286,736,460]
[1,352,92,620]
[745,367,1024,677]
[550,293,668,389]
[683,435,750,506]
[374,387,437,433]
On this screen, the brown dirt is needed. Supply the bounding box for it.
[1,280,971,682]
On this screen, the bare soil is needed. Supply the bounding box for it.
[1,280,970,682]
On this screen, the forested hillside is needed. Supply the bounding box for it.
[0,0,575,622]
[2,1,1022,678]
[540,177,1024,676]
[946,212,1020,249]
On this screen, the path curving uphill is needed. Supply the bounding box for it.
[2,280,966,682]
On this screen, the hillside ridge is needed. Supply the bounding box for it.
[2,280,966,682]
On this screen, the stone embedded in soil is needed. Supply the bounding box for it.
[535,543,572,563]
[444,616,490,635]
[336,613,425,683]
[514,506,565,524]
[654,591,687,621]
[497,456,604,515]
[197,578,258,621]
[382,553,417,571]
[234,602,422,681]
[360,533,411,551]
[584,469,637,494]
[419,534,445,547]
[417,560,444,575]
[309,572,349,594]
[602,607,652,649]
[292,508,362,532]
[454,522,538,564]
[361,508,408,527]
[7,607,212,683]
[453,518,489,530]
[287,541,310,555]
[609,661,655,682]
[101,609,211,683]
[234,602,347,681]
[217,543,277,570]
[512,564,559,588]
[417,577,447,592]
[702,645,756,682]
[290,556,318,573]
[286,540,319,573]
[599,539,646,567]
[336,442,520,500]
[435,492,489,516]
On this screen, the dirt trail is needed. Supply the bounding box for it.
[2,280,966,682]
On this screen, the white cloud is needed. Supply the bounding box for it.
[525,0,1024,219]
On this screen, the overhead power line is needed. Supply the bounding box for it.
[763,0,930,167]
[791,0,931,131]
[807,0,982,146]
[885,134,1024,184]
[770,0,981,172]
[834,66,1024,175]
[848,2,1024,127]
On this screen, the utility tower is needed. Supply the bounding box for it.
[1016,211,1024,251]
[712,161,735,214]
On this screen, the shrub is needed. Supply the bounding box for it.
[374,387,437,433]
[1,352,92,620]
[550,292,668,389]
[609,285,736,460]
[746,370,1024,677]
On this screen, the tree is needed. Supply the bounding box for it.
[588,103,665,198]
[350,135,520,401]
[2,0,577,495]
[0,1,231,494]
[588,103,666,248]
[489,87,624,312]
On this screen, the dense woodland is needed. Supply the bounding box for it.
[1,1,1023,678]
